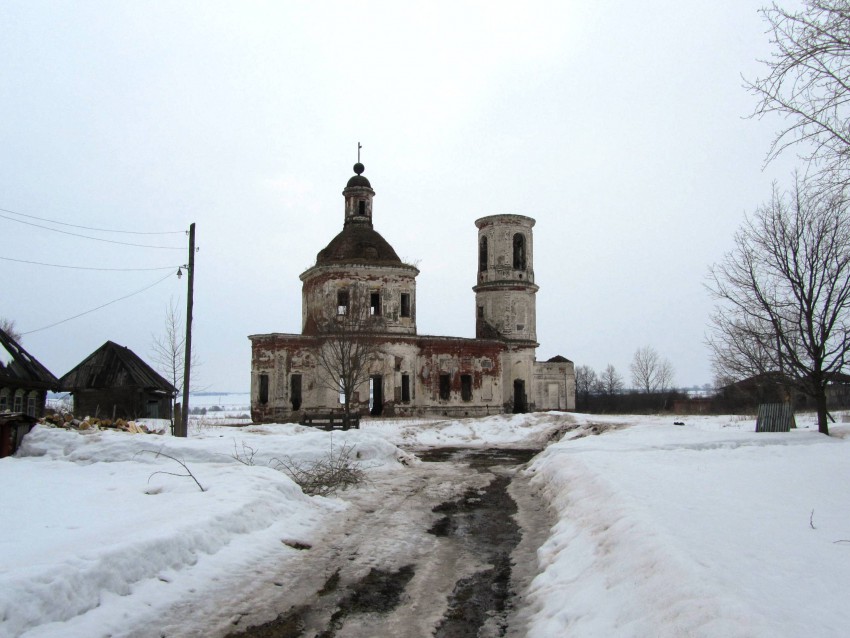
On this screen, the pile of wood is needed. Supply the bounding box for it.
[40,412,164,434]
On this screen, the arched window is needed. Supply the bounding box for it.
[513,233,526,270]
[479,236,488,272]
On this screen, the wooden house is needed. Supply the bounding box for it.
[0,327,59,418]
[60,341,176,420]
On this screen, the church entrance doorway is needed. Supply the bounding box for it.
[370,375,384,416]
[513,379,527,414]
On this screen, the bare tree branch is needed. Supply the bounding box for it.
[746,1,850,192]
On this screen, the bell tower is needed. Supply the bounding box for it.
[473,214,539,344]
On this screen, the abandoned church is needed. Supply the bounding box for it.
[249,162,575,422]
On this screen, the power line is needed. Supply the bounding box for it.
[21,271,176,335]
[0,255,182,272]
[0,213,185,249]
[0,206,185,235]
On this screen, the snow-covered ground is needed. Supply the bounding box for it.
[2,412,849,637]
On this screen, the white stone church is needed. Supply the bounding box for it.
[249,162,575,422]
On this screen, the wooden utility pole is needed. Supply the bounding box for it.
[178,222,196,438]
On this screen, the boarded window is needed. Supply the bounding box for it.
[370,291,381,316]
[479,236,488,272]
[337,290,349,315]
[401,293,411,318]
[259,373,269,405]
[461,375,472,401]
[439,373,451,401]
[401,374,410,402]
[291,374,302,411]
[513,233,526,270]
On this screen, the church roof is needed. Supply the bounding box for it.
[315,224,402,266]
[345,161,371,188]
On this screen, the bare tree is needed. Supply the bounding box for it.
[575,364,598,409]
[598,364,624,395]
[630,346,675,393]
[747,1,850,191]
[707,177,850,435]
[150,298,199,425]
[0,318,22,343]
[314,288,383,426]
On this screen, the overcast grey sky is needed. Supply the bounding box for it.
[1,1,802,392]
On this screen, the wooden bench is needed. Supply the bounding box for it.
[299,412,360,430]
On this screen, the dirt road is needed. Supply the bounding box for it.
[145,447,552,638]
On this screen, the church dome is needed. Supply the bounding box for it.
[315,224,401,265]
[346,174,372,188]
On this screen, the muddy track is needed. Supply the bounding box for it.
[149,447,552,638]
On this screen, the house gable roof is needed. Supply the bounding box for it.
[60,341,176,394]
[0,327,59,390]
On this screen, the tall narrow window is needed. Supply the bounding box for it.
[0,393,7,412]
[401,374,411,403]
[26,395,37,417]
[259,373,269,405]
[513,233,526,270]
[439,373,451,400]
[13,394,22,412]
[337,290,349,315]
[400,293,411,318]
[479,236,488,272]
[461,375,472,401]
[370,291,381,316]
[358,200,366,215]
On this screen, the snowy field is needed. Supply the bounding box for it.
[2,412,849,637]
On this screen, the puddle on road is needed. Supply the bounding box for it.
[229,447,537,638]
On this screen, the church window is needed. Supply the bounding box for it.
[259,374,269,404]
[477,306,484,318]
[370,291,381,316]
[337,290,349,315]
[513,233,526,270]
[358,200,366,216]
[439,373,451,400]
[461,375,472,401]
[401,374,410,403]
[400,293,411,318]
[479,236,488,272]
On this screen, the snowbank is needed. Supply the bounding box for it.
[0,424,412,638]
[363,411,573,449]
[524,413,850,638]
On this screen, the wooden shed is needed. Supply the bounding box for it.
[60,341,176,420]
[0,327,59,418]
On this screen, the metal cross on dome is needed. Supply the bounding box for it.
[357,142,362,163]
